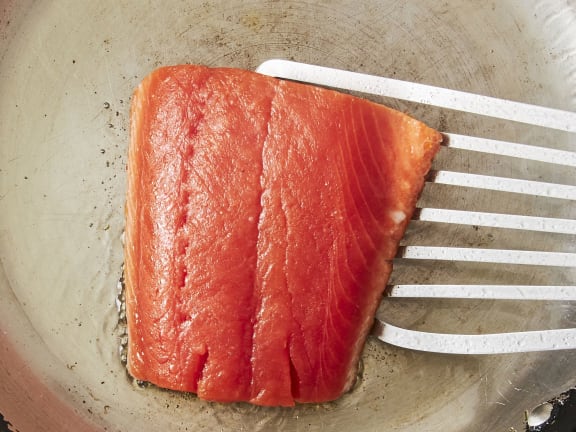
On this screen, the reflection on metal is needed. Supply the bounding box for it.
[526,402,553,427]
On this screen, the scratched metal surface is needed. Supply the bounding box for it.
[0,1,575,431]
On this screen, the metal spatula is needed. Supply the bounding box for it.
[256,59,576,355]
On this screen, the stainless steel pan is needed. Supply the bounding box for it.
[1,1,575,430]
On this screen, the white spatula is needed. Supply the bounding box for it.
[257,59,576,354]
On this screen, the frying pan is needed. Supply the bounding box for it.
[1,1,575,430]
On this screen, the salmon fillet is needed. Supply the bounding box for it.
[124,65,442,406]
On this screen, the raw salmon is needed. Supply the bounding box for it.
[124,65,441,406]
